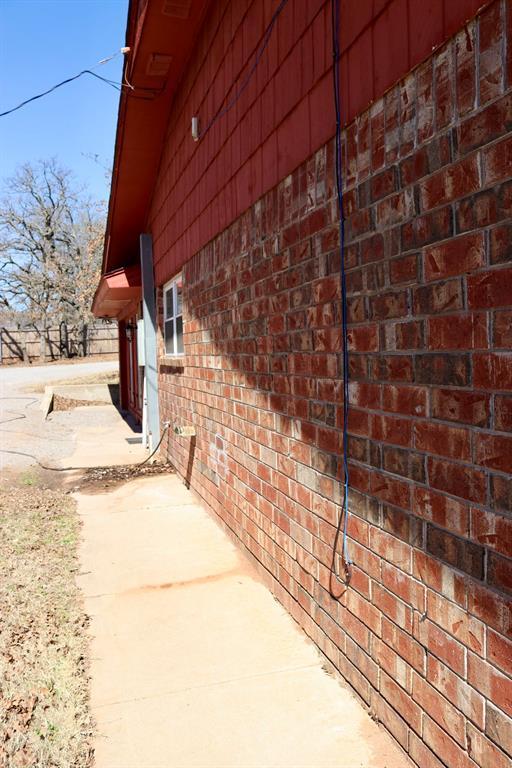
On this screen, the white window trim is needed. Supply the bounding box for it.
[163,274,184,357]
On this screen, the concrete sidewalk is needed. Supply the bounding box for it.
[75,463,411,767]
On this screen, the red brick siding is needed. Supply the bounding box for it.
[156,1,511,766]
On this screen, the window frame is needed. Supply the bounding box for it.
[163,274,184,357]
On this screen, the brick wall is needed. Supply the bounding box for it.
[157,1,512,766]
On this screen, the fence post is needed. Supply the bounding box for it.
[0,328,2,365]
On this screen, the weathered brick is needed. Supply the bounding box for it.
[478,0,505,104]
[371,413,413,447]
[428,313,488,349]
[490,224,512,264]
[488,551,512,596]
[370,693,408,751]
[431,388,490,427]
[427,656,484,728]
[389,254,419,284]
[382,384,427,417]
[466,723,511,768]
[370,290,408,320]
[419,156,480,212]
[468,267,512,309]
[473,353,512,390]
[415,617,465,675]
[371,167,398,201]
[428,457,487,504]
[487,629,512,683]
[475,433,512,473]
[382,447,425,484]
[455,21,476,116]
[434,43,454,131]
[381,671,422,734]
[424,715,477,768]
[458,92,512,154]
[485,702,512,759]
[413,674,466,746]
[470,508,512,558]
[402,206,452,250]
[371,354,414,382]
[369,471,411,510]
[382,617,424,672]
[360,232,384,264]
[414,488,469,537]
[426,525,485,580]
[375,189,415,227]
[495,394,512,431]
[456,188,499,232]
[423,232,485,281]
[383,319,423,351]
[427,590,484,653]
[372,636,412,690]
[468,653,512,717]
[415,421,471,461]
[415,354,470,386]
[382,561,424,610]
[399,145,430,186]
[483,136,512,187]
[468,582,511,638]
[413,279,463,315]
[408,732,446,768]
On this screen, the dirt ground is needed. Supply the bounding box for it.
[0,359,156,766]
[0,479,94,768]
[51,395,107,411]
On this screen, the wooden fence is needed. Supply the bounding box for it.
[0,323,118,365]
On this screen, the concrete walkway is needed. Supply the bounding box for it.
[73,433,412,767]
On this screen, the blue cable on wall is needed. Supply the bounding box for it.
[330,0,353,588]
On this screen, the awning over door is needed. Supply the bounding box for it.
[92,264,142,318]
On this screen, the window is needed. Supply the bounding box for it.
[163,274,184,356]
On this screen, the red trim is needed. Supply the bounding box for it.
[118,320,129,410]
[92,264,142,318]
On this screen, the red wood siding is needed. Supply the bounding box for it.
[149,0,487,286]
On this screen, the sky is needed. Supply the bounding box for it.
[0,0,129,203]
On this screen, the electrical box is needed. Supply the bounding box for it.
[137,318,145,367]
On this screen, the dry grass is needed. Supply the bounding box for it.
[0,483,93,768]
[9,354,118,371]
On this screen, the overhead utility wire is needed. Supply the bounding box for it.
[0,71,122,119]
[199,0,290,138]
[0,48,134,119]
[330,0,352,587]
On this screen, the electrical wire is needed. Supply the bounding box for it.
[0,70,124,118]
[330,0,352,589]
[0,396,78,470]
[136,423,170,468]
[199,0,289,139]
[0,396,168,472]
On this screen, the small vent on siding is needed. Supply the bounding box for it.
[162,0,192,18]
[146,53,173,77]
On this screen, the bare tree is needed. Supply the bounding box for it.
[0,159,105,354]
